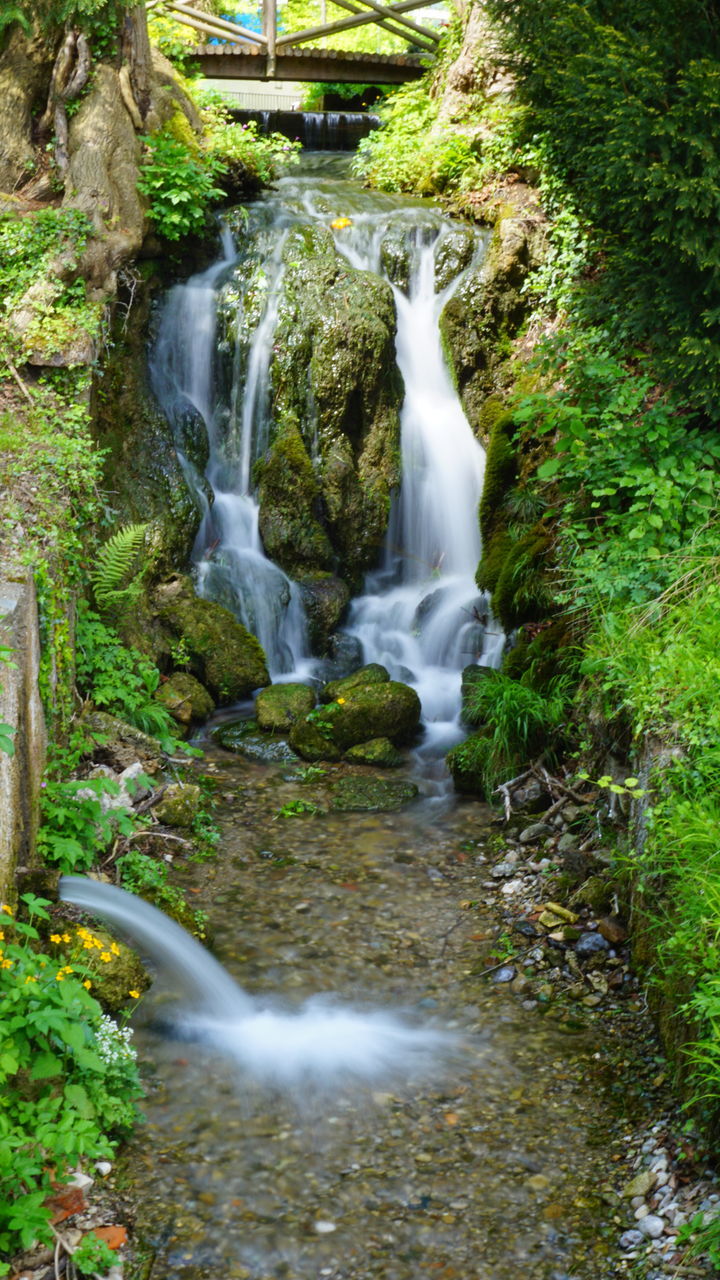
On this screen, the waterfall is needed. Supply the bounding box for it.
[61,877,451,1088]
[150,159,501,723]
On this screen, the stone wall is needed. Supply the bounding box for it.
[0,574,46,903]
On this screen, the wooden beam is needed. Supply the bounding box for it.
[332,0,440,44]
[263,0,277,75]
[193,45,427,82]
[276,0,439,49]
[163,1,266,46]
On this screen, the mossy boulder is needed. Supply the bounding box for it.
[255,417,333,578]
[153,575,269,702]
[321,663,390,704]
[288,717,343,763]
[434,226,477,292]
[298,574,350,653]
[490,528,554,632]
[305,680,421,752]
[255,683,316,731]
[330,776,419,812]
[74,926,150,1013]
[81,711,163,773]
[270,224,403,588]
[479,409,517,543]
[154,672,215,728]
[476,529,514,595]
[446,732,493,798]
[344,738,403,767]
[154,782,201,828]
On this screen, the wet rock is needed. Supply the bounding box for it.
[624,1170,657,1199]
[288,717,343,762]
[297,679,421,756]
[255,683,316,731]
[256,417,334,578]
[154,782,201,828]
[637,1214,665,1239]
[154,575,269,702]
[519,822,554,845]
[81,711,163,772]
[557,832,579,855]
[491,862,516,879]
[330,776,419,812]
[598,915,628,946]
[575,931,610,957]
[155,671,215,728]
[298,574,350,653]
[344,738,403,767]
[619,1229,644,1249]
[434,227,477,292]
[227,733,299,764]
[492,965,516,983]
[321,663,390,703]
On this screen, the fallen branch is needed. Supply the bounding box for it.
[4,359,34,402]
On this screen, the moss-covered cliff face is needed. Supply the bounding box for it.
[272,224,403,589]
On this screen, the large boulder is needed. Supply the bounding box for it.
[298,574,349,653]
[153,575,269,702]
[154,671,215,729]
[321,663,390,704]
[255,417,334,577]
[290,679,420,760]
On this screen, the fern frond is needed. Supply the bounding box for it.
[91,523,149,606]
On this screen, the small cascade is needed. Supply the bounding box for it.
[150,158,502,733]
[60,877,450,1089]
[229,107,380,150]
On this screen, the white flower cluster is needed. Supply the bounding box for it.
[94,1014,137,1067]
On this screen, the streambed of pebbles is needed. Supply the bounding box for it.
[116,749,717,1280]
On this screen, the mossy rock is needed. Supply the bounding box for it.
[446,731,493,799]
[81,711,163,772]
[479,409,517,544]
[154,782,201,828]
[330,776,419,812]
[476,529,514,595]
[213,717,298,762]
[153,575,269,703]
[255,683,316,731]
[288,717,343,763]
[154,672,215,728]
[502,618,573,685]
[321,663,390,704]
[344,737,403,767]
[434,226,477,292]
[318,680,421,751]
[491,529,554,632]
[256,416,333,578]
[298,574,350,653]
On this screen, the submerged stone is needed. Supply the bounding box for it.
[344,738,403,768]
[155,782,201,828]
[288,717,343,763]
[330,776,419,812]
[212,718,259,750]
[255,683,316,731]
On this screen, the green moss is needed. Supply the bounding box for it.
[476,529,514,594]
[256,416,333,577]
[321,663,390,704]
[491,529,554,632]
[153,575,269,702]
[344,737,403,767]
[254,682,317,731]
[479,408,517,545]
[446,732,493,798]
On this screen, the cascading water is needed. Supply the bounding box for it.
[60,876,451,1089]
[150,155,502,723]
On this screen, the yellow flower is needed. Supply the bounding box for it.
[0,929,4,941]
[100,952,112,963]
[1,958,14,970]
[336,697,346,705]
[62,965,73,974]
[50,933,62,944]
[110,942,121,956]
[82,940,95,950]
[1,904,13,916]
[83,980,92,990]
[55,971,65,981]
[25,975,38,984]
[128,989,140,999]
[62,933,71,943]
[330,216,352,230]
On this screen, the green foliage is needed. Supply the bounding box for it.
[353,81,477,195]
[486,0,720,412]
[0,896,142,1261]
[38,769,136,873]
[452,669,575,798]
[275,798,324,818]
[0,646,15,759]
[137,128,225,242]
[72,1233,117,1277]
[207,117,300,189]
[91,521,149,614]
[301,81,387,110]
[117,849,187,917]
[514,329,720,608]
[75,602,179,746]
[0,209,96,362]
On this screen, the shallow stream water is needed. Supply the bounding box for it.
[124,743,638,1280]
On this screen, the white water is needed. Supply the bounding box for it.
[150,159,502,723]
[60,876,450,1089]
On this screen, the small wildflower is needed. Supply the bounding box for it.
[0,929,4,941]
[128,989,140,999]
[1,958,14,970]
[110,942,121,956]
[24,975,38,984]
[62,965,73,974]
[1,904,13,916]
[82,980,92,989]
[50,933,62,944]
[61,933,71,943]
[100,951,112,963]
[336,697,346,705]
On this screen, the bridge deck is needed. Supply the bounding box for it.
[193,42,428,83]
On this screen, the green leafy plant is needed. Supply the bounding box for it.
[90,521,149,614]
[0,895,142,1260]
[75,602,179,747]
[275,798,324,818]
[71,1232,118,1277]
[137,128,225,242]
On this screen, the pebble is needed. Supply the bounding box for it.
[619,1229,644,1248]
[491,965,516,983]
[519,822,554,844]
[95,1160,113,1177]
[313,1220,337,1233]
[638,1214,665,1239]
[575,931,609,956]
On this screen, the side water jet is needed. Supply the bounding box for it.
[60,876,453,1090]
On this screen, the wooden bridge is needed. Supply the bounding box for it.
[146,0,439,82]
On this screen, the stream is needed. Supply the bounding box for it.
[122,156,643,1278]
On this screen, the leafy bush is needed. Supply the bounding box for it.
[0,895,142,1262]
[75,602,178,745]
[353,81,477,194]
[137,128,225,241]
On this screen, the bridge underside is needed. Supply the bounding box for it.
[194,43,427,83]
